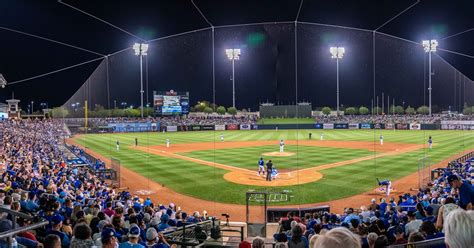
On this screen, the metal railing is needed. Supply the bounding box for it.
[0,207,49,248]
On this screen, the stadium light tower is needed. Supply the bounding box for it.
[133,43,149,118]
[330,47,345,115]
[226,48,241,108]
[422,39,438,115]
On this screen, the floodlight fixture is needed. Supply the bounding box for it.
[330,47,345,59]
[226,48,241,60]
[0,73,7,88]
[133,43,149,56]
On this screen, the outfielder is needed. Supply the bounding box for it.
[428,136,432,149]
[279,139,285,153]
[258,157,265,176]
[380,134,384,145]
[116,140,120,151]
[220,133,224,142]
[320,133,324,141]
[166,138,170,148]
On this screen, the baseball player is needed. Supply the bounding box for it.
[220,133,224,142]
[428,136,432,149]
[116,140,120,151]
[166,138,170,148]
[135,137,138,146]
[377,178,392,196]
[380,134,384,145]
[258,157,265,176]
[271,167,279,180]
[279,139,285,153]
[309,133,312,140]
[266,160,273,181]
[320,133,324,141]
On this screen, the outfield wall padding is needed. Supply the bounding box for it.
[259,105,312,118]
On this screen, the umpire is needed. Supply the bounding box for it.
[266,160,273,181]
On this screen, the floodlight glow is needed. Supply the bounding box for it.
[330,47,345,59]
[133,43,149,56]
[226,48,241,60]
[422,39,438,52]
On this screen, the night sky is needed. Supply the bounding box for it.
[0,0,473,111]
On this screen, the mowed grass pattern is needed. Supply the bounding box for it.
[74,130,474,205]
[179,145,374,170]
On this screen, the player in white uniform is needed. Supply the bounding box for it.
[166,138,170,148]
[220,133,224,142]
[320,133,324,140]
[116,140,120,151]
[380,135,384,145]
[279,139,284,153]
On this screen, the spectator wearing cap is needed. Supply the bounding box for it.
[44,234,61,248]
[102,228,119,248]
[119,224,144,248]
[142,227,170,248]
[70,222,95,248]
[157,214,170,232]
[404,211,422,236]
[93,220,110,245]
[314,227,361,248]
[46,215,70,248]
[447,175,474,210]
[422,206,436,223]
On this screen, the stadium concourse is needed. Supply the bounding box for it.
[1,117,473,248]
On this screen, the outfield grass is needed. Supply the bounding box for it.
[257,117,315,124]
[73,130,474,205]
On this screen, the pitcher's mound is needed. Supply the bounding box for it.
[262,152,296,157]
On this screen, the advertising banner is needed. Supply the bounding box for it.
[323,123,334,129]
[167,125,178,132]
[215,124,226,131]
[178,125,189,131]
[349,123,359,129]
[421,124,440,130]
[396,123,409,130]
[226,124,239,130]
[252,124,258,130]
[410,123,421,130]
[191,125,202,131]
[360,123,372,129]
[240,124,251,130]
[201,125,214,131]
[108,122,160,132]
[373,123,385,129]
[314,123,324,129]
[385,123,394,129]
[334,123,349,129]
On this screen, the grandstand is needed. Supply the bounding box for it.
[1,1,474,248]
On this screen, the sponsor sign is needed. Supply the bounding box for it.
[201,125,214,131]
[240,124,251,130]
[108,122,160,132]
[349,123,359,129]
[215,124,226,131]
[178,125,189,131]
[226,124,239,130]
[410,123,421,130]
[191,125,202,131]
[252,125,258,130]
[385,123,394,129]
[314,123,323,129]
[396,123,408,130]
[360,123,372,129]
[323,123,334,129]
[167,125,178,132]
[334,123,349,129]
[373,123,385,129]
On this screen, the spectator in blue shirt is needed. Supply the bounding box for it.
[448,175,473,210]
[119,224,144,248]
[45,215,70,248]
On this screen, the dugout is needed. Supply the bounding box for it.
[259,104,312,118]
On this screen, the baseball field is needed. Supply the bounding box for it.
[70,129,474,206]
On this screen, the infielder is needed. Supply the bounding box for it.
[258,157,265,176]
[377,178,392,196]
[116,140,120,151]
[428,136,432,149]
[279,139,285,153]
[166,138,170,148]
[380,134,384,145]
[220,133,224,142]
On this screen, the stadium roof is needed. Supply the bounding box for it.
[0,0,473,108]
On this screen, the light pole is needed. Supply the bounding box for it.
[133,43,149,118]
[330,47,345,115]
[226,48,241,108]
[422,39,438,115]
[31,101,34,114]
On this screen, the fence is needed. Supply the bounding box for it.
[0,207,49,248]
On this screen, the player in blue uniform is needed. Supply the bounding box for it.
[428,136,432,149]
[258,158,265,176]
